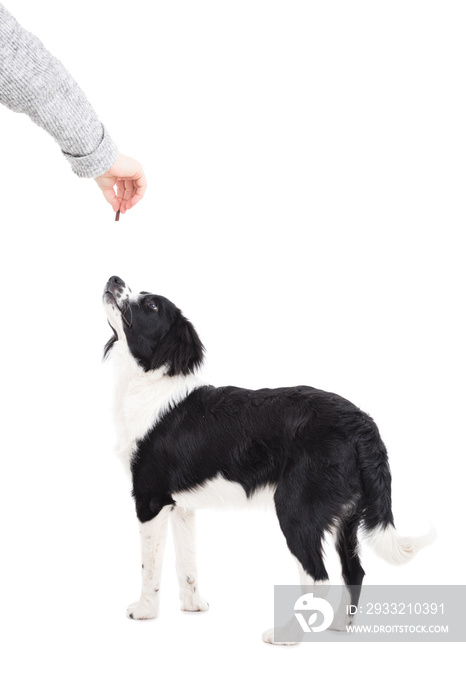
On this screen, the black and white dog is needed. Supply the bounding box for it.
[103,276,434,643]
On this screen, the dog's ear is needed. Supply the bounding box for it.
[103,325,118,360]
[150,313,205,376]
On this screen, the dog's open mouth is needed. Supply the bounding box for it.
[104,291,132,328]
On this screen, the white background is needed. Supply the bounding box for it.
[1,0,464,697]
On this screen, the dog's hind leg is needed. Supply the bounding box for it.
[127,506,171,620]
[263,486,331,645]
[274,483,330,585]
[262,556,333,645]
[171,506,209,612]
[329,513,365,631]
[295,557,330,593]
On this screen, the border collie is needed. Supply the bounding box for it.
[103,275,434,644]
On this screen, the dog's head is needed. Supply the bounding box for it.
[103,276,204,376]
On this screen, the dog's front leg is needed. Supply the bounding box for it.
[171,506,209,612]
[127,506,170,620]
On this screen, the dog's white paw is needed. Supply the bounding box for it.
[328,615,352,632]
[127,596,159,620]
[262,627,299,646]
[180,592,209,612]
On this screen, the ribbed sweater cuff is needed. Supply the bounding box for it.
[63,127,119,178]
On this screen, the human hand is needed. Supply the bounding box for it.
[94,154,147,214]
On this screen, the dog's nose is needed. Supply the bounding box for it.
[105,276,126,294]
[108,276,125,288]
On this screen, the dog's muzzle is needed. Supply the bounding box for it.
[103,276,132,327]
[104,275,127,300]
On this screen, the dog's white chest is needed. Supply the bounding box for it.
[111,341,205,475]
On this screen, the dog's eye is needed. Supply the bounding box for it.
[147,300,158,311]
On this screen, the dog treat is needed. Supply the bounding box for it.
[115,209,120,222]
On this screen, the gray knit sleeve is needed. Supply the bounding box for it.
[0,4,118,177]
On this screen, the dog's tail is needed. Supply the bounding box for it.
[356,416,436,564]
[364,522,436,565]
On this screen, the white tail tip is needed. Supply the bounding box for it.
[365,524,436,565]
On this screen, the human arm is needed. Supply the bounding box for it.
[0,4,121,179]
